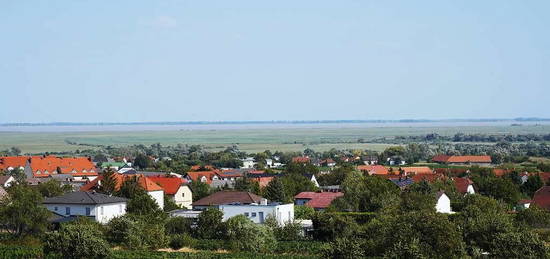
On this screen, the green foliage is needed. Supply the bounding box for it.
[164,194,181,212]
[522,174,543,197]
[0,245,44,259]
[399,191,436,213]
[264,177,287,203]
[43,220,110,259]
[294,205,315,220]
[224,215,276,253]
[126,192,164,218]
[491,231,547,258]
[516,205,550,228]
[472,174,522,205]
[105,215,168,250]
[265,215,303,241]
[316,165,354,186]
[285,162,319,175]
[234,177,260,194]
[36,180,72,197]
[383,238,425,259]
[311,213,360,241]
[0,184,51,236]
[99,168,118,195]
[134,153,152,169]
[165,217,193,235]
[280,173,318,201]
[195,208,224,239]
[189,180,210,202]
[334,172,400,212]
[322,237,365,259]
[168,233,197,250]
[116,176,146,199]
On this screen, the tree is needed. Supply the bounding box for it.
[322,237,365,259]
[133,153,151,169]
[10,147,21,156]
[491,231,547,258]
[105,215,167,250]
[264,177,287,203]
[195,208,224,239]
[280,173,318,200]
[6,168,26,183]
[190,180,210,202]
[165,216,193,235]
[334,172,400,212]
[516,205,550,228]
[521,175,543,197]
[44,219,110,259]
[225,215,276,252]
[126,192,163,218]
[234,177,260,194]
[37,180,72,197]
[294,205,315,220]
[99,168,118,195]
[164,194,181,212]
[0,184,50,236]
[117,176,145,199]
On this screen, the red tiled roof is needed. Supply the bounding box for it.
[216,170,244,178]
[186,171,218,184]
[250,176,274,187]
[357,165,389,175]
[248,170,265,175]
[147,176,187,195]
[81,173,163,192]
[537,173,550,184]
[493,168,511,177]
[433,155,491,163]
[190,165,215,171]
[452,177,474,193]
[294,192,344,209]
[292,157,310,163]
[0,156,36,170]
[29,156,97,177]
[411,173,445,183]
[398,167,434,175]
[533,186,550,210]
[192,191,263,206]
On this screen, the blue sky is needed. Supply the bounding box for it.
[1,1,549,123]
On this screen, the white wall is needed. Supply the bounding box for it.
[436,194,452,214]
[172,186,193,209]
[219,204,294,226]
[45,202,126,224]
[466,185,475,194]
[148,190,164,210]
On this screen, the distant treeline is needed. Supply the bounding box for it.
[371,133,550,144]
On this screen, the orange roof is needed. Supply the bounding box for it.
[250,176,274,187]
[357,165,389,175]
[398,167,434,175]
[292,157,310,163]
[186,171,218,184]
[493,168,511,177]
[190,165,215,171]
[0,156,36,170]
[452,177,474,193]
[147,176,187,195]
[433,155,491,163]
[28,156,97,177]
[81,173,163,192]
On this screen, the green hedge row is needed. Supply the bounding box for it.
[110,250,317,259]
[0,245,43,259]
[189,239,326,255]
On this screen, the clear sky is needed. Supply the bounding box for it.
[1,1,549,123]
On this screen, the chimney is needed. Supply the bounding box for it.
[260,198,268,205]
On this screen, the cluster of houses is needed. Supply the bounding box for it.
[3,153,550,227]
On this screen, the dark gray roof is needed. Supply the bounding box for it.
[390,178,414,188]
[43,191,127,205]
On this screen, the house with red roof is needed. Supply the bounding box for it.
[0,156,39,171]
[452,177,475,194]
[81,173,164,209]
[533,186,550,211]
[292,157,311,163]
[147,176,192,209]
[23,156,98,180]
[185,171,219,185]
[396,167,434,175]
[432,155,492,166]
[294,191,343,211]
[357,165,389,175]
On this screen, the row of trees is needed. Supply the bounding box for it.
[373,133,550,143]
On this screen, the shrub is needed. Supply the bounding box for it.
[105,215,167,250]
[43,222,110,259]
[195,208,224,239]
[225,215,277,252]
[165,217,193,235]
[169,234,197,250]
[322,237,364,259]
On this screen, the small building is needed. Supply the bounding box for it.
[24,156,98,181]
[0,175,15,188]
[43,191,127,224]
[320,159,336,167]
[533,186,550,210]
[435,191,453,214]
[453,177,475,195]
[294,192,343,211]
[147,176,193,209]
[192,191,263,211]
[219,203,294,226]
[517,199,532,210]
[292,157,311,163]
[241,158,256,169]
[432,155,492,166]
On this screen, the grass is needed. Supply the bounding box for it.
[1,124,549,154]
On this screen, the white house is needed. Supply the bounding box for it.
[219,202,294,226]
[241,157,256,169]
[43,191,127,224]
[435,191,453,214]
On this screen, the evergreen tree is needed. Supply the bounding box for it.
[264,177,287,203]
[100,168,118,195]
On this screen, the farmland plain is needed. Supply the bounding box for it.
[1,123,549,154]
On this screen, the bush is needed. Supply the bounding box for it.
[322,237,364,259]
[195,208,225,239]
[225,215,277,252]
[490,231,548,258]
[0,245,44,259]
[43,221,110,259]
[169,234,197,250]
[165,217,193,235]
[105,215,167,250]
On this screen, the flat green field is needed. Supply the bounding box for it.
[1,124,549,154]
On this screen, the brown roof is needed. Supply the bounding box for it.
[533,186,550,210]
[81,173,163,192]
[192,191,263,206]
[452,177,474,193]
[292,157,311,163]
[294,192,343,209]
[357,165,389,175]
[433,155,491,163]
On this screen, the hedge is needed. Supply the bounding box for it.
[109,250,318,259]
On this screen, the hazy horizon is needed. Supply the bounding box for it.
[1,1,549,123]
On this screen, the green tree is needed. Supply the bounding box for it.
[133,153,151,169]
[280,173,317,200]
[225,215,276,252]
[0,184,50,236]
[516,205,550,228]
[37,179,72,197]
[164,194,181,212]
[99,168,118,195]
[335,172,400,212]
[165,216,193,235]
[521,175,543,197]
[491,231,547,258]
[190,180,210,202]
[44,219,110,259]
[105,215,167,250]
[322,237,365,259]
[126,192,164,218]
[117,176,145,199]
[195,208,224,239]
[295,205,315,220]
[264,177,287,203]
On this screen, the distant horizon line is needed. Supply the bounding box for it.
[1,117,549,127]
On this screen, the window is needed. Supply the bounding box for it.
[244,212,249,217]
[65,207,70,215]
[85,207,91,216]
[182,192,185,198]
[251,212,257,217]
[54,207,58,211]
[100,206,104,215]
[119,204,123,213]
